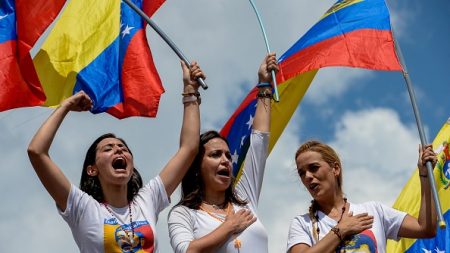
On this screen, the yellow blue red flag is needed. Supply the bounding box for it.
[387,117,450,252]
[1,0,165,119]
[0,0,65,111]
[278,0,402,83]
[222,0,404,180]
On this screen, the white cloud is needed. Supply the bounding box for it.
[330,108,420,205]
[304,68,372,106]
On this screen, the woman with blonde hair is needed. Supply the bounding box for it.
[287,140,437,253]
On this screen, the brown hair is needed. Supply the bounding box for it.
[176,130,247,209]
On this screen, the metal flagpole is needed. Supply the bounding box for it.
[248,0,280,102]
[122,0,208,90]
[393,37,446,228]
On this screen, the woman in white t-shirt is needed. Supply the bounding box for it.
[287,140,438,253]
[27,62,204,253]
[168,54,278,253]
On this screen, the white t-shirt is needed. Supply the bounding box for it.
[168,130,270,253]
[59,176,169,253]
[287,201,407,253]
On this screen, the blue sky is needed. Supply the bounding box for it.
[0,0,448,252]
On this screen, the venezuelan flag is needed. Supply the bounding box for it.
[0,0,65,111]
[386,118,450,253]
[278,0,402,83]
[32,0,165,118]
[221,0,403,180]
[1,0,165,118]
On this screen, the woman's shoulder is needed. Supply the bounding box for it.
[290,212,313,224]
[350,201,392,215]
[169,205,196,217]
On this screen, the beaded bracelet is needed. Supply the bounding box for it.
[331,226,343,242]
[256,82,272,88]
[256,89,273,99]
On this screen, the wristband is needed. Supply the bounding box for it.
[182,91,200,97]
[256,82,272,88]
[182,95,201,105]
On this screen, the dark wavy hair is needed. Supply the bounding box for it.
[79,133,143,202]
[176,130,247,209]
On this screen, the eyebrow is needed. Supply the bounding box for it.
[99,143,126,149]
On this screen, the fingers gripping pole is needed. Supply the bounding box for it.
[122,0,208,89]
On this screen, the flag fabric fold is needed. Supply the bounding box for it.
[386,118,450,253]
[0,0,65,111]
[278,0,402,84]
[1,0,165,119]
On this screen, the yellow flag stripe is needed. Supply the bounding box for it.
[386,119,450,252]
[33,0,120,106]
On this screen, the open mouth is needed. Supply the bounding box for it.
[112,157,127,170]
[309,183,319,192]
[217,168,231,177]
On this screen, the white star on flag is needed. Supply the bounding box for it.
[434,247,445,253]
[0,14,8,20]
[240,136,246,147]
[246,114,254,129]
[231,150,239,165]
[121,24,134,38]
[421,249,431,253]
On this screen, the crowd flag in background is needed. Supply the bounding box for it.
[0,0,65,112]
[387,118,450,253]
[0,0,165,119]
[222,0,403,180]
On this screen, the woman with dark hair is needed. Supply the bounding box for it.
[168,53,278,253]
[27,61,204,253]
[287,140,437,253]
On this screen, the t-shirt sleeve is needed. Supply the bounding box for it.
[287,215,313,252]
[167,206,195,253]
[376,202,407,241]
[58,184,93,227]
[235,130,269,210]
[137,175,170,215]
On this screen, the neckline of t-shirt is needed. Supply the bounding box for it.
[317,201,354,225]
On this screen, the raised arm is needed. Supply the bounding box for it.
[398,144,437,238]
[27,91,93,211]
[253,53,278,132]
[159,61,204,196]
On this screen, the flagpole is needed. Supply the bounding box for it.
[393,38,446,228]
[122,0,208,90]
[247,0,280,102]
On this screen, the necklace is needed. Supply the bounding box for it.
[314,198,347,243]
[199,203,242,250]
[202,200,227,210]
[103,202,135,245]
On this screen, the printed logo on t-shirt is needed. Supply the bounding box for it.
[337,229,378,253]
[104,218,155,252]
